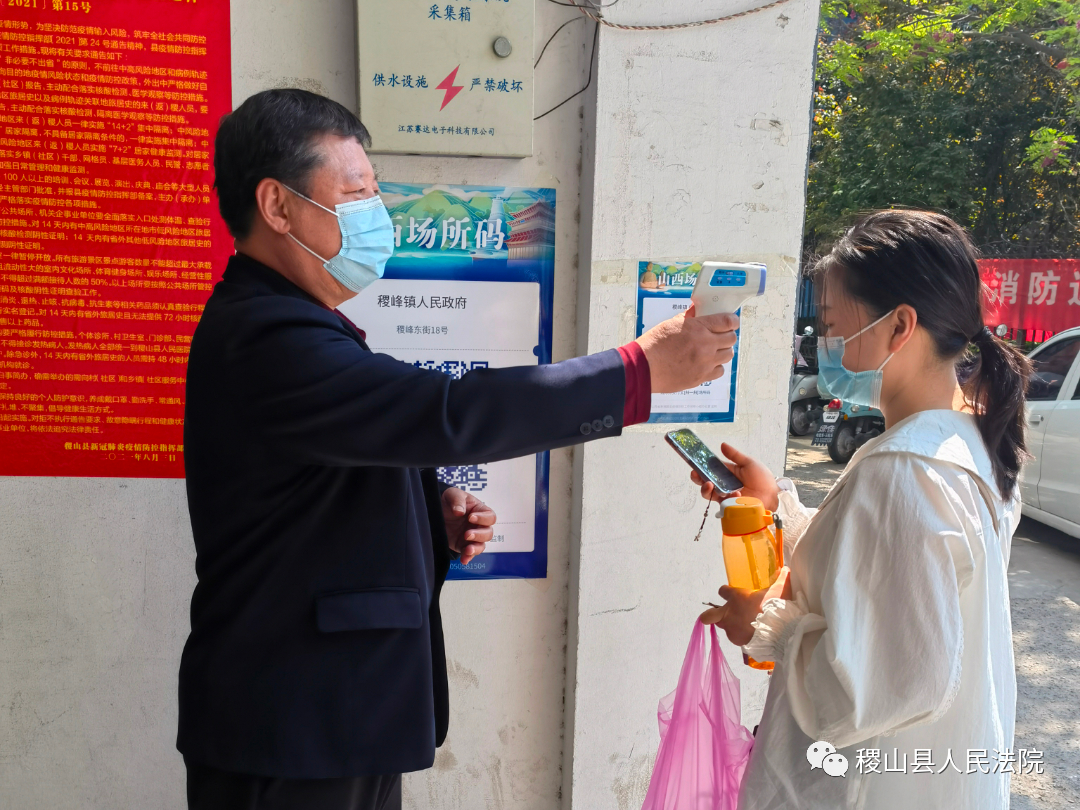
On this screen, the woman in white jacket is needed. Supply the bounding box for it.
[696,211,1031,810]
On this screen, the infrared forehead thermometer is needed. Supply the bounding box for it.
[691,262,767,316]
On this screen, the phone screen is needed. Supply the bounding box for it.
[666,429,743,494]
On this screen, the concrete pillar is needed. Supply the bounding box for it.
[564,2,821,807]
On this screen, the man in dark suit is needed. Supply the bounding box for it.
[179,89,739,810]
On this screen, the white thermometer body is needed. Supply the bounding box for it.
[691,262,767,316]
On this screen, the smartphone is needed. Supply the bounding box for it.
[665,429,743,495]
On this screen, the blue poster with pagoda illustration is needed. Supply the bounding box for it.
[635,260,739,423]
[339,183,556,580]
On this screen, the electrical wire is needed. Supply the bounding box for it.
[533,19,600,121]
[533,0,792,121]
[566,0,793,31]
[535,15,587,69]
[545,0,621,8]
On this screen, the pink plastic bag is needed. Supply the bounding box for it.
[641,620,754,810]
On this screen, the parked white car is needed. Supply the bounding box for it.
[1019,326,1080,539]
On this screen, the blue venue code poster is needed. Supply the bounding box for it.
[636,261,739,423]
[340,183,556,580]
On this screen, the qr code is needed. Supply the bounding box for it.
[413,360,490,380]
[438,464,489,493]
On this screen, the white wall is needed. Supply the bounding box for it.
[0,478,193,808]
[565,1,820,807]
[0,1,817,808]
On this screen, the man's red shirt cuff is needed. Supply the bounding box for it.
[617,341,651,427]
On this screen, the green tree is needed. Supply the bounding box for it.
[806,0,1080,258]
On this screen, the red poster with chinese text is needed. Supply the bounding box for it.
[981,259,1080,334]
[0,0,231,477]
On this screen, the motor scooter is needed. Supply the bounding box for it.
[812,397,886,464]
[789,327,828,436]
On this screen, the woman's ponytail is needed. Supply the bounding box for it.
[815,210,1032,501]
[966,327,1032,500]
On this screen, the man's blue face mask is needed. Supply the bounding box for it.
[817,309,896,409]
[283,185,395,293]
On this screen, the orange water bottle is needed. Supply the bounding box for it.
[720,496,784,671]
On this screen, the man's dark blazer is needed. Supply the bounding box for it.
[178,254,627,779]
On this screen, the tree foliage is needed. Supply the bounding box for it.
[806,0,1080,258]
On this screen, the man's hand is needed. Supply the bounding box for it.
[636,306,739,394]
[441,487,497,565]
[700,567,791,646]
[690,442,780,512]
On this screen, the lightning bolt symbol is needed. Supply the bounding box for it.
[436,66,464,111]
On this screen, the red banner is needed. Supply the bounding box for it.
[0,0,231,477]
[981,259,1080,334]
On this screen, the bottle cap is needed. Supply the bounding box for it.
[720,496,771,536]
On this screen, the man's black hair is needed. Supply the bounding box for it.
[213,88,372,239]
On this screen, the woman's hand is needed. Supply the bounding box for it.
[699,587,766,646]
[690,442,780,512]
[700,568,792,646]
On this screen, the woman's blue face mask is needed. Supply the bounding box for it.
[283,185,395,293]
[817,309,896,409]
